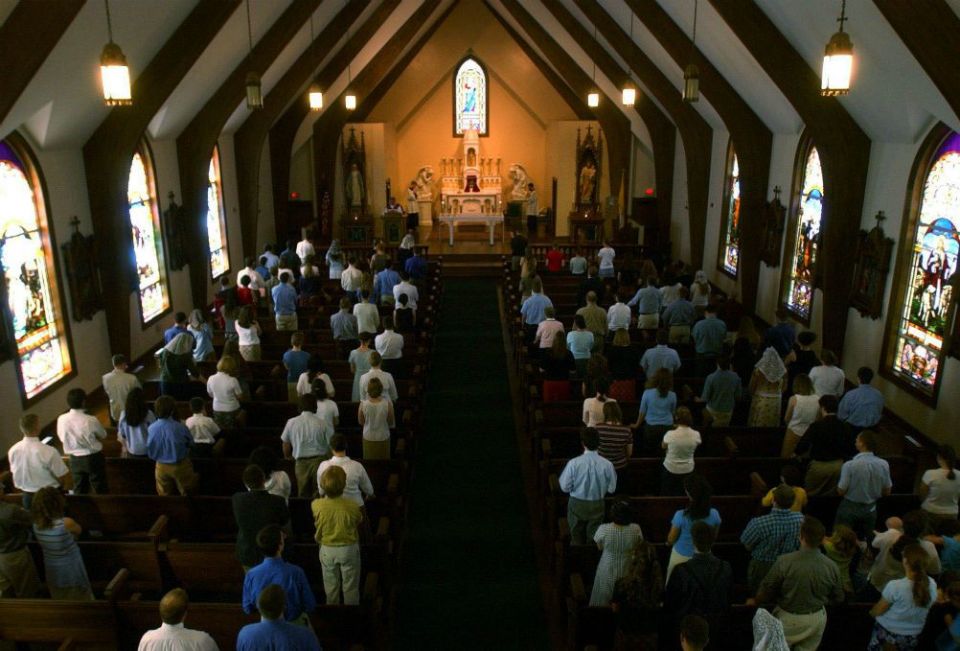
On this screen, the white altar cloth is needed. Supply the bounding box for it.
[437,213,504,246]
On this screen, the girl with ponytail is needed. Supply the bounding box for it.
[868,544,938,650]
[921,444,960,524]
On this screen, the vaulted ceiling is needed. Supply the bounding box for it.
[2,0,958,153]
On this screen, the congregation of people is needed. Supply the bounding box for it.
[514,237,960,650]
[3,231,433,649]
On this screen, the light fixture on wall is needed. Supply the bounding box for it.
[344,63,356,110]
[307,11,323,111]
[683,0,700,103]
[99,0,132,106]
[622,14,636,106]
[587,24,600,108]
[821,0,853,96]
[244,0,263,110]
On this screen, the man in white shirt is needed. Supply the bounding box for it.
[101,354,140,423]
[295,229,315,262]
[340,258,363,294]
[137,588,218,651]
[236,257,264,292]
[525,183,538,235]
[353,291,380,335]
[393,273,419,312]
[597,242,616,278]
[375,316,404,376]
[8,414,72,508]
[607,294,631,334]
[317,433,374,507]
[359,353,399,402]
[281,394,333,499]
[56,389,108,494]
[406,181,420,231]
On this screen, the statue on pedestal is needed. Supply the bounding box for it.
[340,127,368,218]
[346,164,365,209]
[509,163,530,201]
[414,166,434,200]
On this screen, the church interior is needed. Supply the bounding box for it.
[0,0,959,648]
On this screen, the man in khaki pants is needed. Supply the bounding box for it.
[147,395,199,496]
[281,394,332,498]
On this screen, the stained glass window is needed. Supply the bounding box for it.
[0,137,73,400]
[783,145,824,320]
[889,131,960,394]
[719,148,741,277]
[128,145,169,324]
[454,58,487,135]
[207,148,230,279]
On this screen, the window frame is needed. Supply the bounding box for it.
[0,131,77,406]
[207,146,231,281]
[778,134,823,327]
[880,122,959,406]
[716,141,740,279]
[452,55,489,138]
[128,138,172,330]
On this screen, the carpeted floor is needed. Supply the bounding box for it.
[393,279,549,650]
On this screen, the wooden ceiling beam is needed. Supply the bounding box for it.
[624,0,771,309]
[709,0,871,355]
[0,0,86,126]
[570,0,711,269]
[82,0,241,358]
[176,0,325,305]
[496,0,632,232]
[236,0,390,256]
[874,0,960,124]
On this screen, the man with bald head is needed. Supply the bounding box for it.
[137,588,218,650]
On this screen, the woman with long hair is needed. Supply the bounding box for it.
[540,330,575,402]
[325,240,345,280]
[31,487,93,600]
[661,407,701,496]
[118,387,155,457]
[781,373,820,458]
[583,377,616,428]
[590,501,644,606]
[359,377,395,460]
[868,544,937,650]
[235,305,262,361]
[690,269,711,316]
[606,328,639,402]
[296,357,335,399]
[206,355,245,429]
[632,368,677,454]
[748,347,787,427]
[187,309,215,362]
[823,525,860,596]
[920,444,960,525]
[157,332,201,400]
[665,474,721,583]
[582,352,610,399]
[350,332,375,402]
[220,338,253,398]
[299,255,323,297]
[248,446,291,501]
[610,539,663,649]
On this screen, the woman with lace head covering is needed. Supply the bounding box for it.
[690,269,711,316]
[187,309,214,362]
[748,347,787,427]
[156,332,201,400]
[325,240,344,280]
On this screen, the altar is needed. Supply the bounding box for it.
[438,212,503,245]
[435,128,504,246]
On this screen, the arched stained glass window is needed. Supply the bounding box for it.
[782,143,824,321]
[0,135,73,400]
[886,128,960,399]
[454,57,487,136]
[718,145,741,277]
[128,143,169,324]
[207,148,230,279]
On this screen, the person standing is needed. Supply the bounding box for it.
[272,272,299,332]
[794,395,854,496]
[867,544,938,651]
[665,475,721,583]
[206,356,245,429]
[606,293,631,335]
[0,473,41,597]
[374,264,401,307]
[525,182,538,235]
[56,388,108,495]
[353,290,380,335]
[662,287,697,344]
[242,525,315,627]
[577,291,607,350]
[312,466,363,605]
[232,465,291,571]
[748,348,787,427]
[595,402,633,490]
[406,181,419,231]
[330,297,359,357]
[835,430,892,540]
[358,378,395,460]
[919,445,960,525]
[628,276,662,331]
[664,522,733,641]
[697,354,742,428]
[137,588,219,651]
[118,388,156,457]
[661,408,701,496]
[163,312,192,345]
[509,230,528,271]
[559,428,617,545]
[781,373,820,458]
[236,585,320,651]
[359,353,399,402]
[640,329,681,379]
[741,485,805,593]
[764,308,796,358]
[102,354,140,424]
[349,333,375,401]
[281,395,332,500]
[533,306,564,351]
[30,487,93,600]
[809,349,846,398]
[146,396,199,496]
[633,369,677,454]
[597,241,616,279]
[317,434,374,508]
[589,501,644,606]
[295,229,315,262]
[8,414,72,508]
[610,540,664,648]
[751,516,844,651]
[691,305,728,369]
[838,367,885,435]
[187,310,215,362]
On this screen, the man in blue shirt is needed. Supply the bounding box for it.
[741,485,804,593]
[374,264,401,306]
[558,428,616,545]
[662,286,696,344]
[243,525,316,626]
[628,276,662,331]
[236,584,320,651]
[261,244,280,271]
[698,354,742,427]
[163,312,191,344]
[146,395,198,496]
[640,329,681,379]
[835,430,892,540]
[837,367,884,435]
[520,279,553,345]
[255,255,271,282]
[764,308,796,358]
[272,272,299,332]
[692,305,728,359]
[404,250,427,282]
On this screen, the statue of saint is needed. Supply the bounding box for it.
[579,159,597,205]
[346,163,365,208]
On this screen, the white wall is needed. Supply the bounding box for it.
[670,131,690,262]
[256,140,275,253]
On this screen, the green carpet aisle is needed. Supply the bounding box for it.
[393,279,549,649]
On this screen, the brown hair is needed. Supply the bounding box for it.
[550,330,568,359]
[674,406,693,427]
[615,540,663,609]
[828,525,859,559]
[903,544,932,607]
[19,414,39,435]
[159,588,189,625]
[30,486,65,530]
[237,305,254,329]
[648,368,673,398]
[602,401,623,424]
[367,377,384,399]
[290,331,305,347]
[320,465,347,498]
[793,373,813,396]
[216,355,237,376]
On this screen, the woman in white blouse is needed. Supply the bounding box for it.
[660,407,700,496]
[920,445,960,524]
[234,306,261,361]
[206,355,245,429]
[296,358,335,399]
[583,378,617,428]
[781,373,820,458]
[808,349,846,397]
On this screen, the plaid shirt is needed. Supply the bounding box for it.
[740,508,804,562]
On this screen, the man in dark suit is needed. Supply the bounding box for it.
[664,521,733,641]
[577,265,605,308]
[232,465,290,571]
